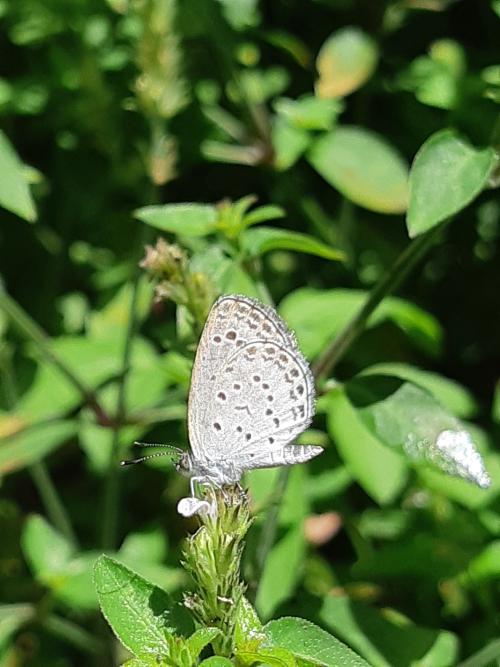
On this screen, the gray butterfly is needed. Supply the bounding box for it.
[123,294,322,514]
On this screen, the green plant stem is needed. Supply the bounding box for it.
[100,276,140,550]
[254,222,445,593]
[43,614,104,655]
[0,342,78,548]
[30,461,78,548]
[312,221,445,381]
[0,288,111,426]
[254,465,289,577]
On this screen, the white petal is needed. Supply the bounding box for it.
[177,496,211,517]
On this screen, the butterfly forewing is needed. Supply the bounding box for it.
[187,295,315,465]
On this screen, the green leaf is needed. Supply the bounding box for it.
[236,646,297,666]
[185,627,221,659]
[93,555,177,659]
[346,376,491,488]
[121,660,156,667]
[407,130,496,237]
[255,467,308,619]
[0,130,36,222]
[464,541,500,582]
[272,117,311,170]
[16,336,158,423]
[243,204,286,227]
[21,522,101,613]
[21,515,74,581]
[308,126,409,214]
[219,262,261,298]
[318,595,459,667]
[134,203,218,237]
[54,551,101,611]
[274,95,342,131]
[360,362,478,418]
[397,39,465,111]
[0,420,77,474]
[279,288,442,360]
[198,658,234,666]
[88,278,153,338]
[325,387,408,505]
[457,639,500,667]
[234,596,266,650]
[305,467,352,502]
[420,452,500,510]
[265,617,371,666]
[242,226,345,261]
[119,528,168,565]
[0,604,35,652]
[315,27,378,99]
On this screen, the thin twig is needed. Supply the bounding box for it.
[30,462,78,549]
[0,288,111,426]
[313,221,445,381]
[253,222,445,596]
[100,278,140,550]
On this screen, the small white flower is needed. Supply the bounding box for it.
[177,496,216,518]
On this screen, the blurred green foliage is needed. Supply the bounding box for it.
[1,0,500,665]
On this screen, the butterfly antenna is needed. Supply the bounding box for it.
[121,443,183,466]
[133,442,183,453]
[120,451,178,466]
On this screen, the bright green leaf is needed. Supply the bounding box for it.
[242,226,345,261]
[464,541,500,582]
[308,126,409,214]
[236,646,297,666]
[360,362,477,418]
[265,616,371,666]
[217,0,259,30]
[198,658,234,666]
[0,604,34,652]
[93,555,177,658]
[0,130,36,222]
[272,117,311,170]
[279,288,442,360]
[185,627,221,659]
[407,130,496,237]
[0,421,77,475]
[255,467,308,619]
[21,515,73,581]
[305,467,352,502]
[121,659,155,667]
[55,551,101,611]
[325,387,408,505]
[243,204,286,227]
[274,95,342,131]
[397,39,465,110]
[457,640,500,667]
[16,336,158,423]
[134,203,218,237]
[347,376,490,488]
[119,528,168,565]
[318,595,459,667]
[420,452,500,510]
[88,278,153,338]
[316,27,378,98]
[234,596,266,650]
[219,262,261,298]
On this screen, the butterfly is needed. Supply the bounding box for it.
[123,294,322,516]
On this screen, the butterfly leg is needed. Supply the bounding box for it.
[190,475,210,498]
